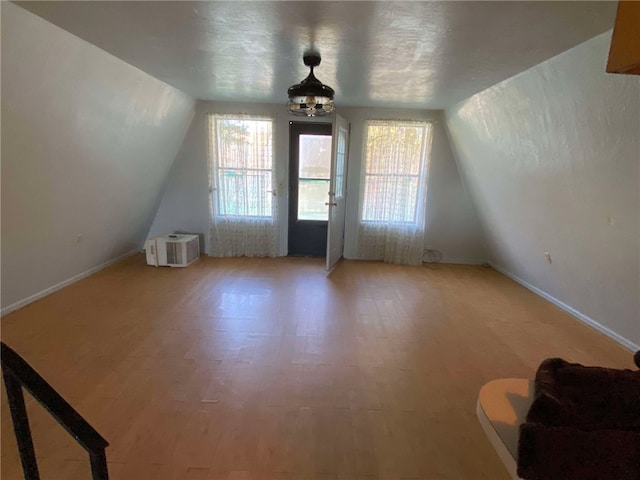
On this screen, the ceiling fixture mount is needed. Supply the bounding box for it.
[287,51,335,117]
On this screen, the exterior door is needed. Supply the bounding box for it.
[326,114,350,270]
[288,122,332,256]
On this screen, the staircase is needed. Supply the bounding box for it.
[1,342,109,480]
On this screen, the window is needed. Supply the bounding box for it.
[360,120,432,223]
[297,134,332,221]
[335,130,347,199]
[357,120,433,265]
[207,114,278,258]
[209,115,274,217]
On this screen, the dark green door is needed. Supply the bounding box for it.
[288,122,332,256]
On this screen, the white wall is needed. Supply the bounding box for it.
[1,3,196,312]
[445,32,640,349]
[147,102,487,263]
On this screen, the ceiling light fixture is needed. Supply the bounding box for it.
[287,51,335,117]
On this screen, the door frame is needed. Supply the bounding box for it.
[326,114,350,270]
[288,121,332,256]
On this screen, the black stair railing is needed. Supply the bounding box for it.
[1,342,109,480]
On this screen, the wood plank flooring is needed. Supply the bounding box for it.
[1,255,634,480]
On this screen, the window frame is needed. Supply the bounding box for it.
[208,114,276,219]
[359,120,432,226]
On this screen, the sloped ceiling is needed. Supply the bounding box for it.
[16,1,616,109]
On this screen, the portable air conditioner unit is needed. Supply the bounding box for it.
[145,234,200,267]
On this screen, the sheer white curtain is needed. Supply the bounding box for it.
[208,114,278,257]
[357,120,433,265]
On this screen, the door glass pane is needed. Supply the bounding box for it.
[299,135,331,179]
[335,129,347,198]
[298,179,330,220]
[298,134,331,220]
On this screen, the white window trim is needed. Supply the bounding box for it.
[358,119,433,226]
[207,113,276,220]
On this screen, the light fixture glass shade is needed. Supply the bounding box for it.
[287,95,335,117]
[287,54,335,117]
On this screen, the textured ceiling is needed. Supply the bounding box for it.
[15,1,617,109]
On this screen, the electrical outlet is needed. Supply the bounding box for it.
[544,252,552,264]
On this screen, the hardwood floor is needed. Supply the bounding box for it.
[1,255,634,480]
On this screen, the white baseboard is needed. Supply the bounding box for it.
[440,257,486,265]
[490,262,639,352]
[1,249,139,317]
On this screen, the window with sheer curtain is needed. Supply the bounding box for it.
[208,114,278,257]
[358,120,433,265]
